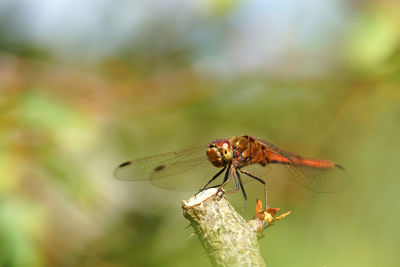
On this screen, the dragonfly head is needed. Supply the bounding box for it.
[206,139,233,167]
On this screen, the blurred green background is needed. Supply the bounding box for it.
[1,0,400,266]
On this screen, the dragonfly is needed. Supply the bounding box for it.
[114,135,349,212]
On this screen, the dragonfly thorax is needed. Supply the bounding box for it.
[206,139,233,168]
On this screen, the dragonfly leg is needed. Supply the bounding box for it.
[215,165,233,188]
[224,169,240,194]
[239,168,268,208]
[215,168,248,216]
[222,168,240,201]
[235,170,247,216]
[214,166,234,198]
[199,165,227,192]
[202,165,232,192]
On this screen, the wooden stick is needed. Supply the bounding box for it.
[182,188,266,267]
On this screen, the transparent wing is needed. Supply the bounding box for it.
[114,144,223,191]
[255,138,351,192]
[283,163,349,192]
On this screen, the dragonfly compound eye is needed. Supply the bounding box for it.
[206,144,225,168]
[206,139,233,167]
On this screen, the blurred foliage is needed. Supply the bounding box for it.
[0,1,400,267]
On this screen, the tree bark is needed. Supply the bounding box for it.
[182,188,266,267]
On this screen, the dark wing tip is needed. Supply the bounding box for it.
[118,161,132,168]
[335,163,345,170]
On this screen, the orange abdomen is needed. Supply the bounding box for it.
[267,152,336,169]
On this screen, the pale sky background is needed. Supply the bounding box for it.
[0,0,351,75]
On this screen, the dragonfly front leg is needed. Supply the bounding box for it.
[222,170,248,216]
[214,165,233,189]
[239,168,268,209]
[235,170,247,216]
[212,166,235,198]
[200,165,233,193]
[218,170,249,216]
[199,165,227,192]
[223,168,240,194]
